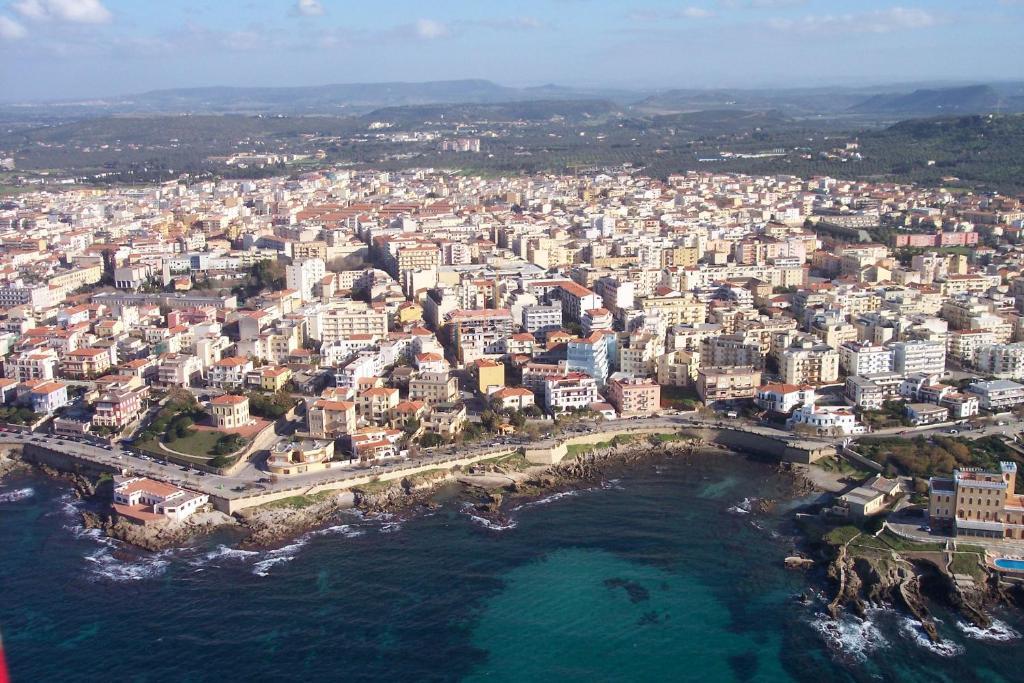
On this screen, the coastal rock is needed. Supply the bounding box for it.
[103,510,235,551]
[236,495,345,547]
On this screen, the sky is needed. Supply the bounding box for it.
[0,0,1022,101]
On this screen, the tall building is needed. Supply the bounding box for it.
[890,340,946,376]
[286,258,326,303]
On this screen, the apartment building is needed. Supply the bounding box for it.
[307,399,356,439]
[890,340,946,376]
[606,375,661,417]
[929,463,1024,540]
[313,301,389,343]
[780,339,839,385]
[965,379,1024,411]
[543,373,600,413]
[408,371,459,406]
[696,366,761,405]
[448,308,515,365]
[207,356,254,389]
[838,342,893,376]
[7,348,58,383]
[976,343,1024,380]
[566,332,611,386]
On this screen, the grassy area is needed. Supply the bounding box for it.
[353,477,395,494]
[660,385,700,410]
[824,525,861,546]
[848,528,945,553]
[649,432,689,444]
[258,491,334,510]
[163,430,228,457]
[814,455,875,480]
[950,551,986,579]
[855,434,1018,479]
[480,452,530,470]
[565,434,636,458]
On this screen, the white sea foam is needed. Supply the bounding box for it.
[314,524,365,538]
[465,512,518,531]
[811,611,888,661]
[251,537,312,577]
[0,487,34,503]
[84,547,170,582]
[898,617,964,657]
[728,497,754,515]
[956,618,1021,642]
[379,522,403,534]
[251,555,294,577]
[512,490,578,511]
[190,544,260,566]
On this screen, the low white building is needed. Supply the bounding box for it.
[112,477,208,524]
[755,383,815,414]
[965,379,1024,411]
[787,404,864,435]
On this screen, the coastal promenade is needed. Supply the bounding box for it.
[0,414,837,513]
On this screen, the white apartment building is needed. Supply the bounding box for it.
[890,340,946,376]
[839,342,893,376]
[965,380,1024,411]
[976,343,1024,381]
[6,348,59,383]
[310,301,389,342]
[286,258,326,302]
[543,373,600,413]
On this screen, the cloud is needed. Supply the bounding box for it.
[0,14,26,39]
[719,0,806,8]
[473,16,546,31]
[629,6,715,20]
[413,18,449,39]
[11,0,112,24]
[293,0,324,17]
[767,6,942,33]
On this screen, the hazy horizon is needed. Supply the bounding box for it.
[1,0,1022,101]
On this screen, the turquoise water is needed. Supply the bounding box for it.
[1,451,1023,682]
[994,558,1024,571]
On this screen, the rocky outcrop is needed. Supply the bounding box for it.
[93,509,235,551]
[0,450,26,480]
[825,545,961,642]
[236,494,347,546]
[827,545,866,619]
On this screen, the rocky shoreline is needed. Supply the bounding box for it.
[8,432,1024,640]
[804,518,1024,645]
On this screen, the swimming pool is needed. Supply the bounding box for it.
[994,558,1024,572]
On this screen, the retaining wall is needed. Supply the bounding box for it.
[214,447,518,514]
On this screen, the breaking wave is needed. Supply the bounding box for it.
[898,617,964,657]
[811,611,888,661]
[84,547,170,582]
[0,487,34,503]
[956,618,1021,642]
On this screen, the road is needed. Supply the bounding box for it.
[0,412,828,503]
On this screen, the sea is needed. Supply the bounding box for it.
[1,450,1022,682]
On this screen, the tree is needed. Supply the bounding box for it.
[419,433,445,448]
[403,417,421,436]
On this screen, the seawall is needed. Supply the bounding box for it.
[524,425,833,466]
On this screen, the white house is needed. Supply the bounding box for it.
[112,477,209,524]
[787,404,864,435]
[755,383,815,414]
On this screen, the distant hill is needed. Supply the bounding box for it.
[1,80,644,118]
[361,99,620,126]
[634,87,877,115]
[849,85,1018,115]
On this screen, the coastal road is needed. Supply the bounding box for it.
[0,413,830,503]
